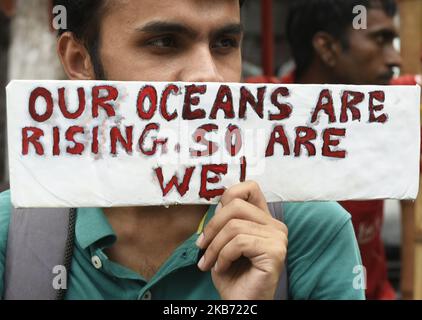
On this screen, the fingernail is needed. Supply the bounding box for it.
[213,262,218,272]
[196,232,204,247]
[198,255,205,269]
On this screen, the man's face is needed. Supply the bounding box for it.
[97,0,242,83]
[333,8,401,85]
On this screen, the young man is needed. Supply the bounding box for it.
[284,0,401,299]
[0,0,364,300]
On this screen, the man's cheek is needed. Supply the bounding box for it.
[221,64,242,82]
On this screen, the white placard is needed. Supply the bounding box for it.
[6,80,421,208]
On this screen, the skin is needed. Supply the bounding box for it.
[299,8,402,85]
[57,0,287,300]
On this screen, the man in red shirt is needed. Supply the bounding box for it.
[282,0,402,299]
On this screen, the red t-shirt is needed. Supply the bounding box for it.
[247,72,397,299]
[340,200,395,300]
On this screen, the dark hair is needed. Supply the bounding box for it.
[54,0,246,79]
[54,0,106,78]
[286,0,397,78]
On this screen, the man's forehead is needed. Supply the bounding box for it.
[366,8,398,33]
[102,0,241,32]
[104,0,241,17]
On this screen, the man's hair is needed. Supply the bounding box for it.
[286,0,397,78]
[54,0,106,78]
[54,0,246,79]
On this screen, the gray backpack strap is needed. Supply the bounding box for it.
[4,207,76,300]
[268,202,289,300]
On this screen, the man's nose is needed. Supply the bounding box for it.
[180,46,224,83]
[385,46,402,69]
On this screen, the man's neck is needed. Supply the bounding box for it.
[296,63,338,84]
[103,205,208,280]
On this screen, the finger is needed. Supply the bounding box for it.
[197,219,273,271]
[213,234,286,274]
[198,198,277,249]
[220,181,270,215]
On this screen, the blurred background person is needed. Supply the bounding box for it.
[283,0,401,300]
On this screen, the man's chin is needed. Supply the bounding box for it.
[377,75,394,85]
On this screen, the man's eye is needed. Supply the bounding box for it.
[146,36,176,48]
[373,33,396,47]
[213,37,239,49]
[375,35,385,45]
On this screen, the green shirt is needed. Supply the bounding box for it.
[0,190,365,300]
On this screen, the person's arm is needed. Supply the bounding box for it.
[304,220,365,299]
[0,190,12,299]
[285,201,365,300]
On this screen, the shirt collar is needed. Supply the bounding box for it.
[75,205,217,251]
[75,207,116,250]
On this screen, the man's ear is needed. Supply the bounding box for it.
[57,32,96,80]
[312,31,342,68]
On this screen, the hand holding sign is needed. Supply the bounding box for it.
[197,181,287,300]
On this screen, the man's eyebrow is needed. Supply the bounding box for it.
[136,21,198,38]
[135,21,243,39]
[211,23,244,39]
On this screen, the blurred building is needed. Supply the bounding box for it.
[241,0,292,78]
[0,0,65,191]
